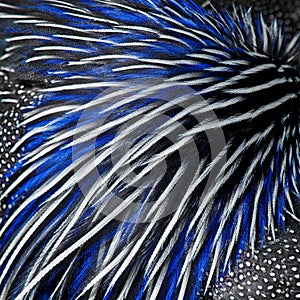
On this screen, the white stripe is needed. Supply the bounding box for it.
[286,209,300,222]
[26,55,59,63]
[203,66,232,72]
[0,53,14,61]
[203,48,231,58]
[165,5,183,19]
[196,11,221,37]
[0,3,19,9]
[198,65,278,95]
[166,72,203,81]
[222,59,250,66]
[249,180,264,249]
[49,259,76,300]
[1,99,18,104]
[3,45,23,52]
[183,77,218,85]
[146,226,183,287]
[117,42,152,47]
[177,264,191,300]
[34,46,90,53]
[284,34,299,56]
[116,25,159,35]
[51,3,91,14]
[113,64,166,72]
[246,51,268,58]
[115,265,139,300]
[241,63,276,75]
[6,35,52,42]
[190,27,225,46]
[0,14,32,19]
[14,19,46,24]
[201,0,212,7]
[100,0,141,12]
[185,93,296,136]
[152,13,201,36]
[22,105,77,125]
[80,54,138,62]
[65,76,97,80]
[41,81,123,92]
[205,238,222,291]
[226,77,287,94]
[9,126,51,159]
[222,211,243,270]
[248,13,257,49]
[138,58,198,65]
[148,263,170,300]
[260,14,268,53]
[159,33,191,47]
[188,53,220,61]
[44,0,77,7]
[167,27,204,43]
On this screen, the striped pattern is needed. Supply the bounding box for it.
[0,0,299,299]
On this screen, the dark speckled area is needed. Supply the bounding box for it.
[199,0,300,39]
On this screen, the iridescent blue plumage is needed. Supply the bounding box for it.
[0,1,299,299]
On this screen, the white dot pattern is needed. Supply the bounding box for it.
[0,71,36,221]
[213,228,300,299]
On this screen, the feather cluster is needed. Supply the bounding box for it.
[0,0,299,299]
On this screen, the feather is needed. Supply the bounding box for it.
[0,0,299,299]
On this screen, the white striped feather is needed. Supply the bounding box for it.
[0,1,299,299]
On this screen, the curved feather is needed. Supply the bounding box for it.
[0,1,299,299]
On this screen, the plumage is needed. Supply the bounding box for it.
[200,0,300,40]
[0,0,299,299]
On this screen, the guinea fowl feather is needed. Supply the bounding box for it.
[0,0,299,299]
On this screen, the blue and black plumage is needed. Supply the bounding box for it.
[0,0,299,299]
